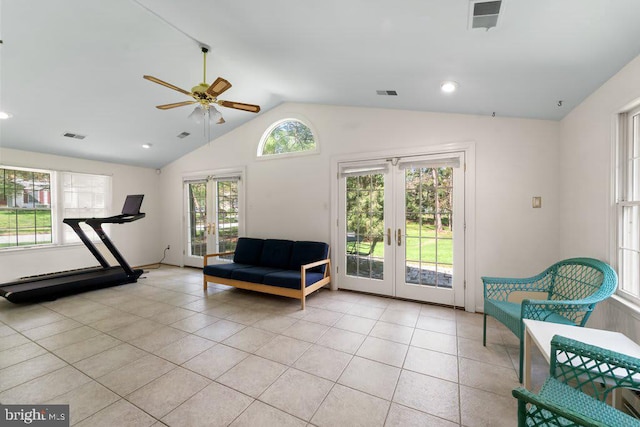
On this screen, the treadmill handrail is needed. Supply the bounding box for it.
[62,212,145,276]
[61,218,111,268]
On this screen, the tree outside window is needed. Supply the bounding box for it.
[259,119,316,157]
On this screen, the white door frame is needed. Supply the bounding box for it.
[330,142,476,312]
[181,166,246,268]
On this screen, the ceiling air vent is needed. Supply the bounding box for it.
[177,131,191,139]
[62,132,86,140]
[469,0,502,30]
[376,90,398,96]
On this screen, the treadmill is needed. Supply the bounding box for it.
[0,194,146,303]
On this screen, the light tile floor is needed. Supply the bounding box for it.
[0,266,549,426]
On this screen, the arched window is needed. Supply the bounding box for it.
[258,118,317,158]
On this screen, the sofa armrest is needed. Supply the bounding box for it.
[204,251,235,266]
[301,258,331,273]
[300,258,331,291]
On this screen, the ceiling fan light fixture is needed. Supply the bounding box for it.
[188,105,205,124]
[142,143,152,149]
[209,106,224,124]
[441,81,459,93]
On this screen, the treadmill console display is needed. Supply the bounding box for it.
[122,194,144,216]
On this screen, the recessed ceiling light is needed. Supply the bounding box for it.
[142,144,152,149]
[441,81,459,93]
[0,111,13,119]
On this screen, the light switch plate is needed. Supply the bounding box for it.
[532,196,542,208]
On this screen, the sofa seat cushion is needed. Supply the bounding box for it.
[289,241,329,274]
[263,270,326,290]
[231,266,284,283]
[259,239,294,269]
[203,263,254,279]
[233,237,265,265]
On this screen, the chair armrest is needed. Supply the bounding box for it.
[482,271,551,301]
[203,251,235,266]
[512,387,609,427]
[550,335,640,401]
[521,299,595,325]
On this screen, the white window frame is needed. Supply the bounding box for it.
[0,165,55,249]
[257,115,319,160]
[0,165,111,251]
[615,104,640,305]
[60,171,112,244]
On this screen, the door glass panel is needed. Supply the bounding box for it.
[216,180,239,259]
[345,173,384,280]
[187,182,207,257]
[404,167,454,288]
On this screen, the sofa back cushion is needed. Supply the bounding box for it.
[233,237,265,265]
[290,241,329,274]
[259,239,294,269]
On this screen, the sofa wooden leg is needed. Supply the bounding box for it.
[301,295,305,310]
[203,278,208,290]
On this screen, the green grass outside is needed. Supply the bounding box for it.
[351,221,453,264]
[0,209,53,248]
[0,209,51,231]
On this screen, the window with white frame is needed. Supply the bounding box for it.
[0,167,53,248]
[0,166,111,249]
[257,118,317,158]
[616,104,640,303]
[61,172,111,243]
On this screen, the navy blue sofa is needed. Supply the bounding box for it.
[203,237,331,309]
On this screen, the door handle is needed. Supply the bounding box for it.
[206,223,215,235]
[397,228,402,246]
[387,228,391,245]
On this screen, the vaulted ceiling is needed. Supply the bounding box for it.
[1,0,640,168]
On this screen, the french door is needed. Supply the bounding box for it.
[183,173,243,268]
[337,153,465,306]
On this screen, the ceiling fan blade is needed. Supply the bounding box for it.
[206,77,232,98]
[143,75,192,96]
[217,100,261,113]
[156,101,196,110]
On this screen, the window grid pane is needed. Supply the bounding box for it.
[0,168,52,248]
[62,173,110,243]
[618,109,640,300]
[187,182,207,258]
[217,180,239,259]
[404,167,453,289]
[345,174,384,280]
[259,119,316,156]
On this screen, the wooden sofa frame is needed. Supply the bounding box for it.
[203,251,331,309]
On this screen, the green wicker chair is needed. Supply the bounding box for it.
[512,335,640,426]
[483,258,618,382]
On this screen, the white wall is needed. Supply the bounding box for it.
[0,148,161,282]
[559,53,640,334]
[160,103,561,310]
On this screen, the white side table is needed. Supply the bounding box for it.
[523,319,640,407]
